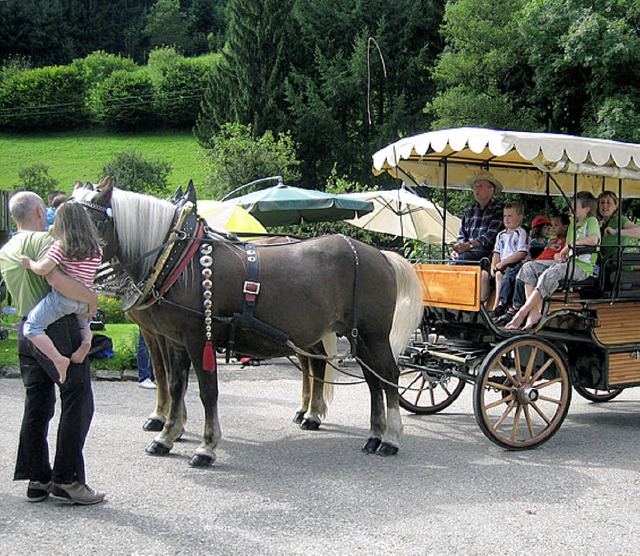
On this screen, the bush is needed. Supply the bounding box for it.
[72,51,138,90]
[102,150,172,196]
[14,164,59,199]
[202,123,301,199]
[98,294,131,324]
[148,48,211,128]
[0,65,88,131]
[89,69,157,130]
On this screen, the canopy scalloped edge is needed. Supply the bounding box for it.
[372,127,640,197]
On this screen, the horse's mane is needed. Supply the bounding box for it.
[110,189,176,280]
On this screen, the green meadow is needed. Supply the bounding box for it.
[0,130,208,193]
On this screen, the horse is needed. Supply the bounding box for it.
[73,178,423,466]
[118,217,338,434]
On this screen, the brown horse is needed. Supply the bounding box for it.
[74,180,422,466]
[130,233,337,434]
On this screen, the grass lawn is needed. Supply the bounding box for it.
[0,322,139,373]
[0,130,208,193]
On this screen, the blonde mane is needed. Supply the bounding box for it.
[109,189,177,280]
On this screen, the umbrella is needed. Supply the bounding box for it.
[198,200,267,235]
[226,184,374,226]
[343,188,461,244]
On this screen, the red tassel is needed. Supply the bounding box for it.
[203,340,216,372]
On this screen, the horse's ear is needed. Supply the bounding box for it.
[171,186,184,203]
[93,177,115,205]
[185,180,197,203]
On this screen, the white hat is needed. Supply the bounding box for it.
[467,173,503,195]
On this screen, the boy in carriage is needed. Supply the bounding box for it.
[505,192,600,330]
[489,201,529,319]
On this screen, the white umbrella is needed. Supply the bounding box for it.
[343,188,460,244]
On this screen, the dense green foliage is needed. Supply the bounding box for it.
[1,0,639,197]
[102,150,172,197]
[202,123,300,199]
[428,0,640,143]
[0,64,87,130]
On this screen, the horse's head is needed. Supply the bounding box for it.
[72,176,119,262]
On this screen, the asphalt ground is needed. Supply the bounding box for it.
[2,358,640,555]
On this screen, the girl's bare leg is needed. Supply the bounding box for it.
[71,327,93,363]
[28,333,70,384]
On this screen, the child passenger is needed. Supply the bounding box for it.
[494,214,570,326]
[528,215,551,259]
[489,201,529,318]
[506,192,600,330]
[19,202,102,384]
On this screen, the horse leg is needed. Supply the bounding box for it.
[189,356,221,467]
[358,338,402,456]
[142,333,169,432]
[146,346,190,457]
[294,354,311,424]
[300,334,337,430]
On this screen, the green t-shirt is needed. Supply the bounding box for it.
[0,231,54,317]
[566,215,600,276]
[600,214,629,259]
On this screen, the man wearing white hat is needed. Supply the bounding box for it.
[451,173,505,299]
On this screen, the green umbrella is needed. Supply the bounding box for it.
[225,184,374,226]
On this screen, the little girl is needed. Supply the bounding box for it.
[528,215,551,259]
[20,201,102,384]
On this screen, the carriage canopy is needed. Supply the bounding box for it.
[372,127,640,197]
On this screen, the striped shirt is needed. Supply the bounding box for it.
[45,240,102,290]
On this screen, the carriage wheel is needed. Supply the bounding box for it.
[398,366,466,414]
[573,386,624,403]
[473,336,571,450]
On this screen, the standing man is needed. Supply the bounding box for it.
[451,173,505,299]
[0,191,105,505]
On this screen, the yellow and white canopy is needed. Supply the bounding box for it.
[372,127,640,198]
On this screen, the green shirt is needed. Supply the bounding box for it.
[600,214,629,259]
[566,215,600,276]
[0,231,54,317]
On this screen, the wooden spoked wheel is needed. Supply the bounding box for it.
[573,386,624,403]
[473,336,571,450]
[398,366,466,414]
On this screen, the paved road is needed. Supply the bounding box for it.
[2,359,640,555]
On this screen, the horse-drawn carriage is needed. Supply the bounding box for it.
[373,127,640,449]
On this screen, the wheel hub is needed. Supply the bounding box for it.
[517,385,539,404]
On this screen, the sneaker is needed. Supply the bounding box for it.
[138,378,157,389]
[489,305,508,319]
[51,481,105,505]
[27,480,52,503]
[495,308,518,326]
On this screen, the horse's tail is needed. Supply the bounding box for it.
[320,333,336,406]
[382,251,423,360]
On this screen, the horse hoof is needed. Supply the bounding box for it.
[145,441,171,456]
[293,411,305,424]
[362,437,382,454]
[300,419,320,431]
[188,454,214,468]
[142,418,164,432]
[376,442,399,457]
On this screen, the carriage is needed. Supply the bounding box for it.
[372,127,640,450]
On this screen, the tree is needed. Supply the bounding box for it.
[196,0,295,143]
[200,122,300,199]
[284,0,444,186]
[426,0,537,131]
[144,0,191,53]
[428,0,640,142]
